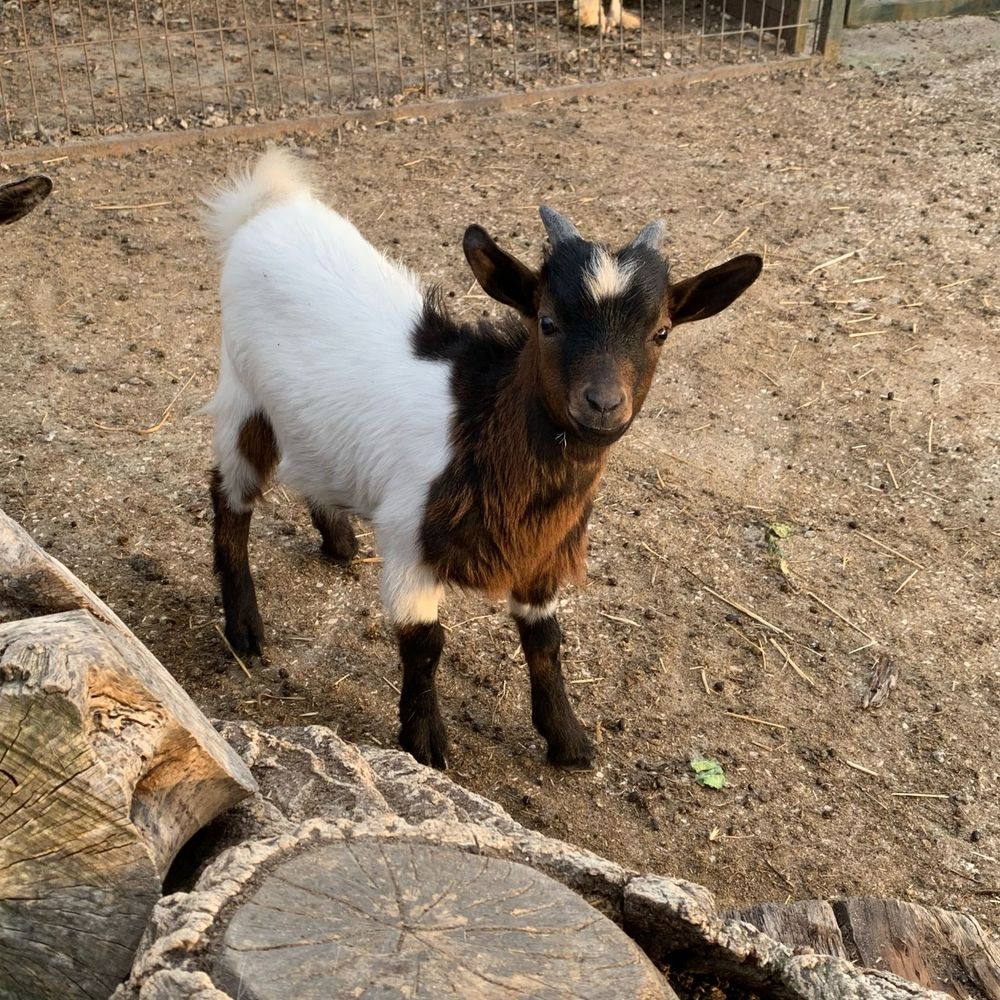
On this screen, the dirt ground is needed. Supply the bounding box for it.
[2,13,998,944]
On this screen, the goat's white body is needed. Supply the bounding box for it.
[206,152,452,623]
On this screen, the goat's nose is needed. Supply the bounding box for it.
[584,386,625,415]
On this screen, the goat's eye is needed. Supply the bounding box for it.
[539,315,558,336]
[653,326,669,345]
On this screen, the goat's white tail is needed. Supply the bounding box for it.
[204,148,312,250]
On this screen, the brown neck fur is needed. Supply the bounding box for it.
[420,329,609,601]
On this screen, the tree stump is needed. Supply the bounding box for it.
[0,609,257,1000]
[118,721,999,1000]
[126,830,677,999]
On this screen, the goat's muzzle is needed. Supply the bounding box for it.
[567,379,633,441]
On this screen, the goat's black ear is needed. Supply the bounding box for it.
[667,253,762,326]
[0,175,52,226]
[463,225,539,316]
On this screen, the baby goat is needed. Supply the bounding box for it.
[206,150,761,769]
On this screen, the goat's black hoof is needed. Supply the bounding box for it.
[399,716,449,770]
[319,533,359,563]
[311,508,359,563]
[224,614,264,660]
[546,731,595,769]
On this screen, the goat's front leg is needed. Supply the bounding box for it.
[510,595,594,767]
[385,561,448,768]
[396,620,447,769]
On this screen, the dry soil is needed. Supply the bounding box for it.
[1,14,998,939]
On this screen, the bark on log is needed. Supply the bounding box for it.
[0,610,257,1000]
[732,900,849,960]
[200,722,646,920]
[627,876,951,1000]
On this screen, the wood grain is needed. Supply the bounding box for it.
[732,896,1000,1000]
[213,838,675,999]
[0,609,257,1000]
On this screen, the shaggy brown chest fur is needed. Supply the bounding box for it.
[420,368,607,602]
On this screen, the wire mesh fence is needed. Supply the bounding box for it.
[0,0,824,145]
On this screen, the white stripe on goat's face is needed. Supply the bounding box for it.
[533,239,670,446]
[584,246,637,302]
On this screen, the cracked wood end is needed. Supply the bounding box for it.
[730,897,1000,1000]
[210,838,675,999]
[0,609,256,1000]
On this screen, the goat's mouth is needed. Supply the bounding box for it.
[566,414,631,446]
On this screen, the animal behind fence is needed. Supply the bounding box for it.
[0,0,819,144]
[205,150,761,769]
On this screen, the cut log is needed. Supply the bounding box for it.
[0,507,132,630]
[834,898,1000,1000]
[216,839,672,998]
[730,896,1000,1000]
[0,609,257,1000]
[129,722,964,1000]
[626,876,952,999]
[122,827,677,999]
[731,900,849,960]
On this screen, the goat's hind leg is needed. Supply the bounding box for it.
[211,410,278,658]
[211,468,264,657]
[310,503,359,562]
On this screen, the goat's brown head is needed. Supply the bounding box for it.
[463,207,762,447]
[0,175,52,227]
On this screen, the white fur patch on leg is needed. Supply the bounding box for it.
[382,561,444,626]
[508,596,559,623]
[584,247,636,301]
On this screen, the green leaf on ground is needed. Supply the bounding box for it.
[691,756,727,790]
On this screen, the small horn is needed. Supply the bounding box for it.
[629,219,666,251]
[539,205,582,246]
